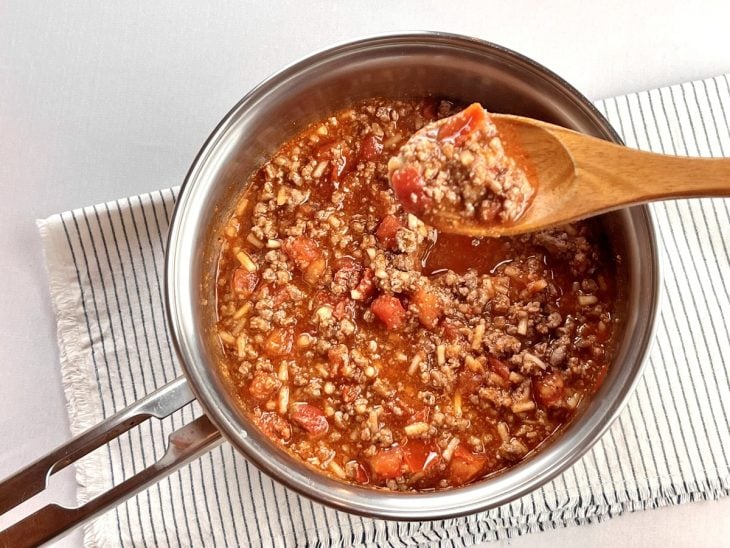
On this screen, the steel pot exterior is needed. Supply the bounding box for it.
[165,32,660,520]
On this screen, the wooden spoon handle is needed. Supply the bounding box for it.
[548,124,730,203]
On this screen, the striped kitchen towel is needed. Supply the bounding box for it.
[37,74,730,547]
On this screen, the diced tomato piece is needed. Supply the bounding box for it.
[488,356,511,380]
[333,257,363,290]
[533,372,565,406]
[248,372,280,401]
[290,404,329,437]
[402,440,440,474]
[263,328,292,357]
[369,447,404,480]
[412,287,441,329]
[284,236,322,269]
[359,135,383,161]
[437,103,487,145]
[375,215,402,250]
[458,370,485,395]
[390,167,428,215]
[354,462,370,484]
[449,444,489,486]
[231,268,258,297]
[371,294,407,330]
[352,268,376,301]
[257,411,292,441]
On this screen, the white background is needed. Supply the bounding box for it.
[1,1,729,546]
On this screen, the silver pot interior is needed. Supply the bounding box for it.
[166,32,660,520]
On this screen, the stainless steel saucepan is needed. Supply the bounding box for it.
[0,32,660,545]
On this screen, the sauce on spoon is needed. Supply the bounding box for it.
[388,103,536,229]
[391,104,730,238]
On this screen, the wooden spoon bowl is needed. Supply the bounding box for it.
[429,114,730,237]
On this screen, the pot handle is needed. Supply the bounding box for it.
[0,376,223,546]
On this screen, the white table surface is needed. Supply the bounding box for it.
[1,1,729,546]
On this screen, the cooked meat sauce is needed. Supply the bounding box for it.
[215,98,618,491]
[388,103,534,226]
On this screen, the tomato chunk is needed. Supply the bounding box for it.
[263,328,292,357]
[437,103,487,144]
[290,404,329,437]
[359,135,383,161]
[231,268,258,297]
[402,440,440,474]
[448,444,489,486]
[284,236,322,269]
[412,287,441,329]
[533,371,565,406]
[375,215,402,250]
[371,294,407,330]
[391,167,428,215]
[369,447,404,479]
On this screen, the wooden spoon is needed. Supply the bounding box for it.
[418,113,730,237]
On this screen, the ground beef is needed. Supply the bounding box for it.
[215,97,618,491]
